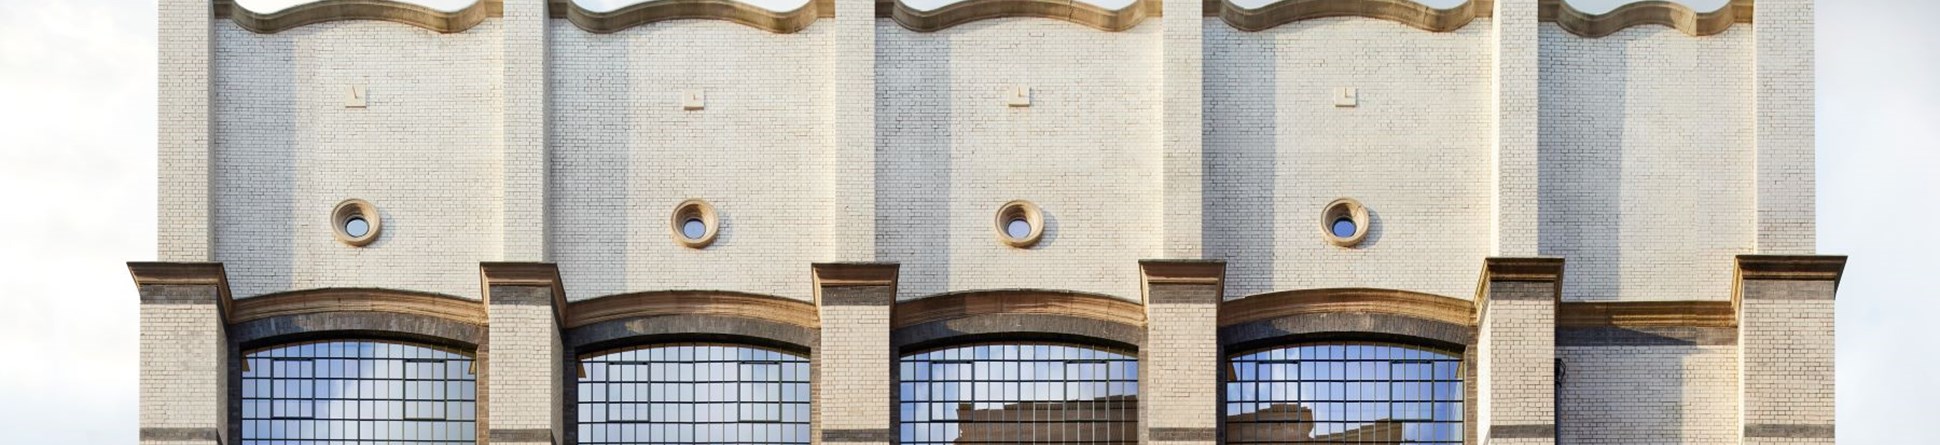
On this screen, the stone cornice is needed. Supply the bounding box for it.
[567,290,820,329]
[228,287,489,326]
[1538,0,1752,38]
[1556,300,1736,328]
[479,262,569,327]
[1138,260,1226,285]
[1735,255,1847,282]
[549,0,830,33]
[882,0,1154,32]
[1214,0,1487,33]
[894,289,1146,329]
[216,0,503,34]
[127,262,233,314]
[1221,288,1475,329]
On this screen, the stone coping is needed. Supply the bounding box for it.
[216,0,502,33]
[549,0,830,33]
[1216,0,1486,33]
[883,0,1154,32]
[1539,0,1752,37]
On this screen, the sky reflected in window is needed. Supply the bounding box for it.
[577,344,810,445]
[899,343,1138,445]
[241,340,478,444]
[1226,343,1463,444]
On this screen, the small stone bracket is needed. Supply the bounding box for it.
[1007,86,1031,107]
[1333,87,1358,107]
[344,84,368,108]
[681,89,705,110]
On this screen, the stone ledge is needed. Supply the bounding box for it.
[1557,300,1736,328]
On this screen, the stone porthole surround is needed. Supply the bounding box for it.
[331,199,382,247]
[1321,197,1369,248]
[669,199,720,249]
[994,200,1045,248]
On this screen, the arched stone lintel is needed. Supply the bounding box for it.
[226,287,487,349]
[892,289,1146,352]
[566,290,820,330]
[1219,287,1476,352]
[566,314,819,355]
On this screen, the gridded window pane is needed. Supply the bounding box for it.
[899,344,1138,445]
[241,340,477,445]
[1225,343,1463,445]
[577,344,810,445]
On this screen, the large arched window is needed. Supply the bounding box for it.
[241,340,478,444]
[898,343,1138,445]
[1225,343,1463,444]
[576,343,811,445]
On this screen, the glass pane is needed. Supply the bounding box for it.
[898,343,1138,445]
[240,340,477,445]
[578,344,810,445]
[1225,343,1463,445]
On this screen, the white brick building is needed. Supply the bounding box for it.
[138,0,1842,444]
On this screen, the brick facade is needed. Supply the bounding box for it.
[146,2,1835,444]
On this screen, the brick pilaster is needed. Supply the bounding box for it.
[1491,0,1539,256]
[131,262,231,444]
[480,263,568,444]
[501,0,549,261]
[813,263,899,445]
[158,0,212,261]
[1754,0,1817,254]
[1736,255,1842,444]
[1477,258,1560,444]
[1160,0,1204,258]
[1139,260,1222,445]
[830,0,877,260]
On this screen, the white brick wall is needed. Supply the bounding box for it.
[875,19,1163,301]
[1560,345,1740,444]
[1205,18,1494,300]
[213,20,506,300]
[1537,24,1756,302]
[548,20,835,302]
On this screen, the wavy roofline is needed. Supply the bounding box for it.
[217,0,500,33]
[551,0,832,33]
[881,0,1152,32]
[1541,0,1752,37]
[1216,0,1485,33]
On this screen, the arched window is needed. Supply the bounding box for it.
[898,343,1138,445]
[241,340,478,444]
[1225,343,1463,444]
[576,343,811,445]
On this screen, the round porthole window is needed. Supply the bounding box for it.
[670,199,719,249]
[1321,198,1369,247]
[994,200,1044,248]
[331,199,381,247]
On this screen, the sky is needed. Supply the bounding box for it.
[0,0,1934,442]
